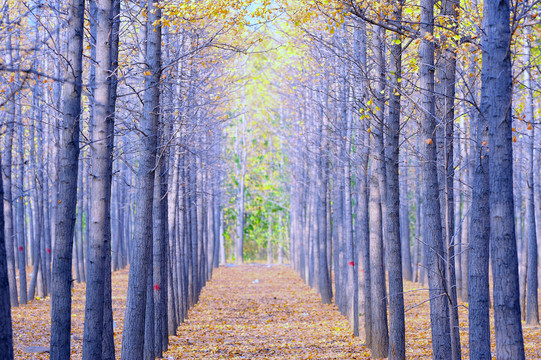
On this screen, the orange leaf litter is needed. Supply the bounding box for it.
[11,265,541,359]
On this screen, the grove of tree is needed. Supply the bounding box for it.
[0,0,540,359]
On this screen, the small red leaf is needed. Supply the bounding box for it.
[46,248,51,254]
[154,284,160,291]
[19,246,23,251]
[348,261,355,266]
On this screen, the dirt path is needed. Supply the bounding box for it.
[11,264,541,359]
[163,265,368,359]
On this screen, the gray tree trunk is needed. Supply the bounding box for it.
[420,0,452,357]
[49,0,85,357]
[399,163,412,282]
[352,18,371,345]
[167,135,180,335]
[82,0,115,357]
[3,23,18,307]
[484,0,525,357]
[343,90,358,337]
[152,126,169,357]
[317,110,332,304]
[102,2,120,358]
[236,114,247,265]
[121,0,161,357]
[0,161,13,358]
[468,50,491,359]
[386,6,406,357]
[435,2,461,357]
[523,25,538,326]
[15,111,27,304]
[368,151,389,358]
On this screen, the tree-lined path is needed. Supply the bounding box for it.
[2,0,541,359]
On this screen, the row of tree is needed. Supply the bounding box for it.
[284,0,538,359]
[0,0,243,358]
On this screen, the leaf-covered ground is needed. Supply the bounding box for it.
[12,269,129,359]
[11,265,541,359]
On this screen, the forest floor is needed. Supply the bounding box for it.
[11,265,541,359]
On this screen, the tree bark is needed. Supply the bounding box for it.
[419,0,452,357]
[368,151,389,358]
[435,1,461,356]
[0,160,13,360]
[49,0,85,357]
[15,110,27,304]
[386,5,406,356]
[523,25,539,326]
[467,41,491,358]
[82,0,115,357]
[121,0,161,357]
[3,21,18,307]
[484,0,526,357]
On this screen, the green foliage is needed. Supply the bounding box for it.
[221,39,292,262]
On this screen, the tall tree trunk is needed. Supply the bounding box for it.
[420,0,452,357]
[167,136,180,336]
[523,24,538,326]
[49,0,85,357]
[318,112,332,304]
[3,21,18,307]
[368,24,389,358]
[467,41,491,358]
[82,0,115,357]
[343,91,358,337]
[152,126,169,357]
[435,1,461,357]
[484,0,525,357]
[76,161,85,283]
[386,5,406,357]
[356,129,371,345]
[399,161,412,282]
[368,152,389,358]
[102,2,120,358]
[0,160,13,359]
[236,115,247,265]
[121,0,161,357]
[15,111,27,304]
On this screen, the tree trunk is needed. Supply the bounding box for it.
[236,115,247,265]
[467,43,491,357]
[399,164,412,282]
[420,0,452,357]
[317,112,332,304]
[523,25,538,326]
[49,0,85,357]
[484,0,525,357]
[368,151,389,358]
[3,23,18,307]
[343,90,358,337]
[121,0,161,357]
[0,160,13,359]
[15,111,27,304]
[435,1,461,357]
[386,6,406,356]
[82,0,115,357]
